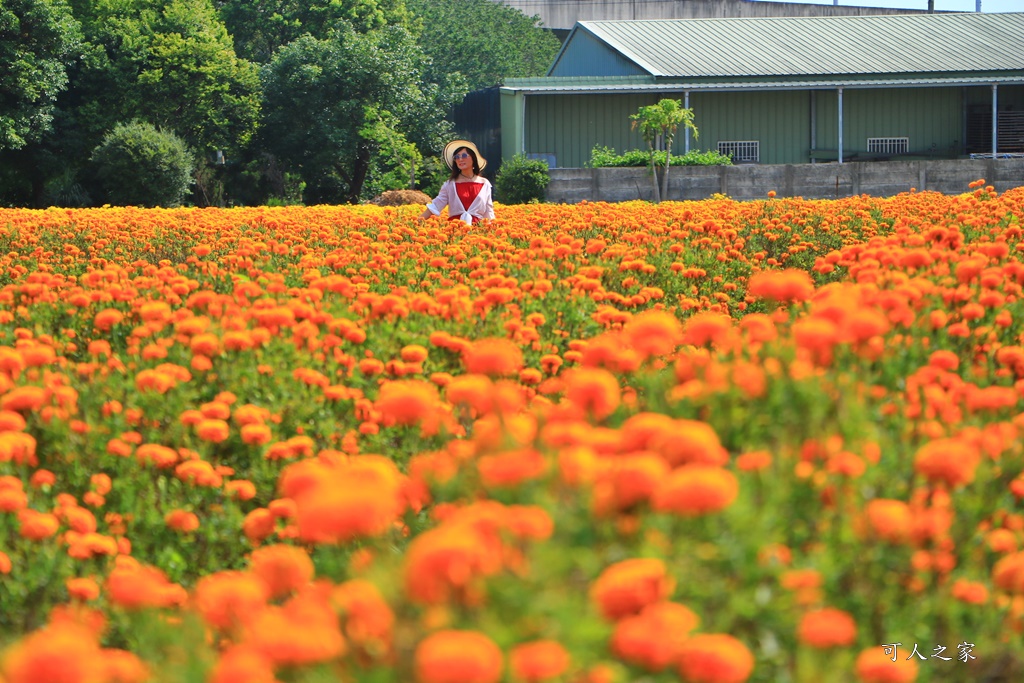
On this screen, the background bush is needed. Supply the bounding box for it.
[90,121,195,207]
[494,153,550,204]
[589,145,733,168]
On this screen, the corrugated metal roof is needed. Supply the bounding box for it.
[502,74,1024,95]
[574,13,1024,78]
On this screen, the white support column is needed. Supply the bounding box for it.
[684,90,691,154]
[838,87,844,165]
[992,84,998,159]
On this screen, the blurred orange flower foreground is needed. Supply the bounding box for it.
[1,185,1024,682]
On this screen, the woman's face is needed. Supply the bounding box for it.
[453,148,475,175]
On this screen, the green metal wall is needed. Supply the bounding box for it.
[525,93,665,168]
[525,90,813,167]
[521,86,1016,168]
[688,90,810,165]
[814,87,962,157]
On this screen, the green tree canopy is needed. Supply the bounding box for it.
[405,0,559,91]
[0,0,82,151]
[70,0,260,157]
[215,0,411,63]
[260,23,463,204]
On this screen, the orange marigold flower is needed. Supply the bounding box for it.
[0,550,11,574]
[240,423,273,445]
[292,457,405,544]
[401,344,429,363]
[332,579,394,655]
[66,577,101,602]
[404,524,502,605]
[0,486,28,513]
[375,380,440,431]
[913,438,979,488]
[225,479,257,501]
[17,508,59,540]
[94,308,125,331]
[249,544,315,599]
[950,578,988,605]
[986,528,1017,553]
[793,317,838,363]
[993,551,1024,594]
[1,386,47,413]
[624,310,684,359]
[736,450,772,471]
[564,368,621,421]
[105,558,185,610]
[748,269,815,302]
[652,465,739,517]
[0,409,27,431]
[101,648,149,683]
[797,607,857,648]
[164,509,200,533]
[195,418,230,443]
[243,508,277,545]
[677,633,755,683]
[194,570,270,631]
[854,646,919,683]
[611,601,699,671]
[462,338,524,377]
[592,452,670,515]
[683,312,734,347]
[415,630,503,683]
[865,499,912,544]
[0,622,105,683]
[477,448,547,489]
[590,558,674,621]
[209,646,277,683]
[242,594,346,666]
[509,640,570,683]
[653,419,728,467]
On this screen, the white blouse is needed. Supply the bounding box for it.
[425,178,495,224]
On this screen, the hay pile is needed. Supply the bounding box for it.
[368,189,432,206]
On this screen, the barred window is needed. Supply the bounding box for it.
[867,137,909,155]
[718,141,759,163]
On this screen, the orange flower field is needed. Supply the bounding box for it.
[1,183,1023,683]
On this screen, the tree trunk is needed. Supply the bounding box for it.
[346,146,371,204]
[661,137,673,201]
[648,146,660,203]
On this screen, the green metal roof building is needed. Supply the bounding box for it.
[500,13,1024,168]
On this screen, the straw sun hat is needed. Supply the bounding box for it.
[443,140,487,172]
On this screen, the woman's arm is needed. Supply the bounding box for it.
[482,179,495,219]
[419,181,450,219]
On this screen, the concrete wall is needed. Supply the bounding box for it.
[495,0,930,31]
[545,159,1024,203]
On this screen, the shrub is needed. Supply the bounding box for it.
[90,121,195,207]
[588,145,733,168]
[494,154,550,204]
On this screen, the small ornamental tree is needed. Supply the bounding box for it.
[630,99,698,203]
[90,121,195,207]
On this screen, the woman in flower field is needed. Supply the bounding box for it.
[419,139,495,224]
[0,180,1023,682]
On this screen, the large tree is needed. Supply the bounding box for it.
[215,0,411,63]
[0,0,261,206]
[72,0,260,156]
[405,0,559,91]
[0,0,82,151]
[260,23,463,204]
